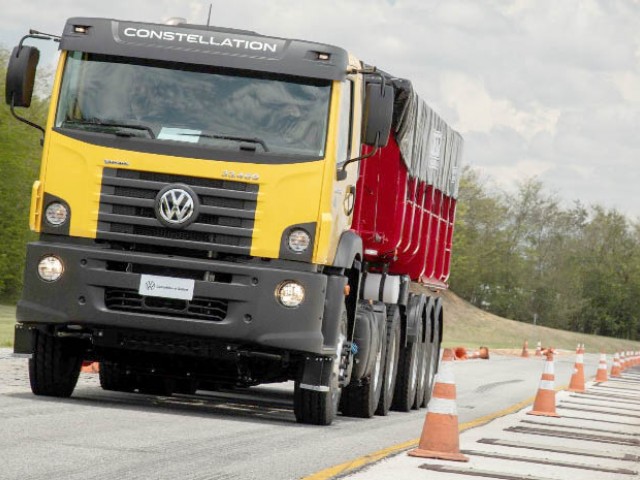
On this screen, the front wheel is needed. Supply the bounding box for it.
[294,380,341,426]
[294,311,347,425]
[29,330,83,397]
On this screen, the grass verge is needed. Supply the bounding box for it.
[442,290,640,352]
[0,305,16,348]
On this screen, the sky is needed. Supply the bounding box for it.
[1,0,639,218]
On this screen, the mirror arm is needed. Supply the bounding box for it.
[10,96,45,139]
[18,31,60,53]
[337,133,380,181]
[347,66,387,95]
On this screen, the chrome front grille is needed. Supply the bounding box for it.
[97,168,258,255]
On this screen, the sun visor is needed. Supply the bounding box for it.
[60,17,349,81]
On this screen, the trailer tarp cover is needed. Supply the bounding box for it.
[390,77,464,198]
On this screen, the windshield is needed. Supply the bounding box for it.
[55,52,332,158]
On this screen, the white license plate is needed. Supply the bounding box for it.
[138,274,195,301]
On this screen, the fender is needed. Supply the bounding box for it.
[332,230,363,269]
[320,274,348,354]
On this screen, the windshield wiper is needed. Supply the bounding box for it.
[179,132,269,152]
[62,118,156,138]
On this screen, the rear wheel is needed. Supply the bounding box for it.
[421,316,441,407]
[391,320,422,412]
[376,306,401,416]
[341,309,388,418]
[29,330,82,397]
[413,339,428,409]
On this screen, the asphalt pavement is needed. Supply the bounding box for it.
[0,348,605,479]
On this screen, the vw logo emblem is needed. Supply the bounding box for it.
[155,185,198,228]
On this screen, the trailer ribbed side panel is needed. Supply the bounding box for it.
[351,78,463,287]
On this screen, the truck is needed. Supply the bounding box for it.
[5,17,463,425]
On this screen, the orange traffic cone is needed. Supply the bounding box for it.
[610,353,621,378]
[521,340,529,358]
[479,347,490,360]
[81,361,100,374]
[568,345,585,392]
[454,347,468,360]
[527,350,560,417]
[408,348,469,462]
[620,352,627,371]
[595,352,608,382]
[534,341,542,357]
[626,351,631,369]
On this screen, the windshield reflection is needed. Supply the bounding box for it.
[56,52,332,158]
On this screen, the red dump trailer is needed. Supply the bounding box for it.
[352,78,463,288]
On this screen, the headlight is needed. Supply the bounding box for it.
[276,281,305,308]
[44,202,69,226]
[37,256,64,282]
[287,229,310,253]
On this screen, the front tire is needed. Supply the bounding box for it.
[294,310,347,425]
[294,380,341,426]
[29,330,82,397]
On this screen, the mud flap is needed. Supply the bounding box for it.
[298,355,335,392]
[14,323,35,356]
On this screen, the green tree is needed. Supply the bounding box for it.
[575,207,640,339]
[450,167,640,341]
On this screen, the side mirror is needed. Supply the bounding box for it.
[5,45,40,108]
[361,82,393,148]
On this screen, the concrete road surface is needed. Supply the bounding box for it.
[346,368,640,480]
[0,349,602,479]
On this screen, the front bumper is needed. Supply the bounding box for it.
[17,240,328,355]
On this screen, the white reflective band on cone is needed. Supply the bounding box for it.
[576,354,584,363]
[427,397,458,415]
[435,363,456,385]
[543,361,555,375]
[599,354,606,361]
[598,363,607,370]
[539,380,555,391]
